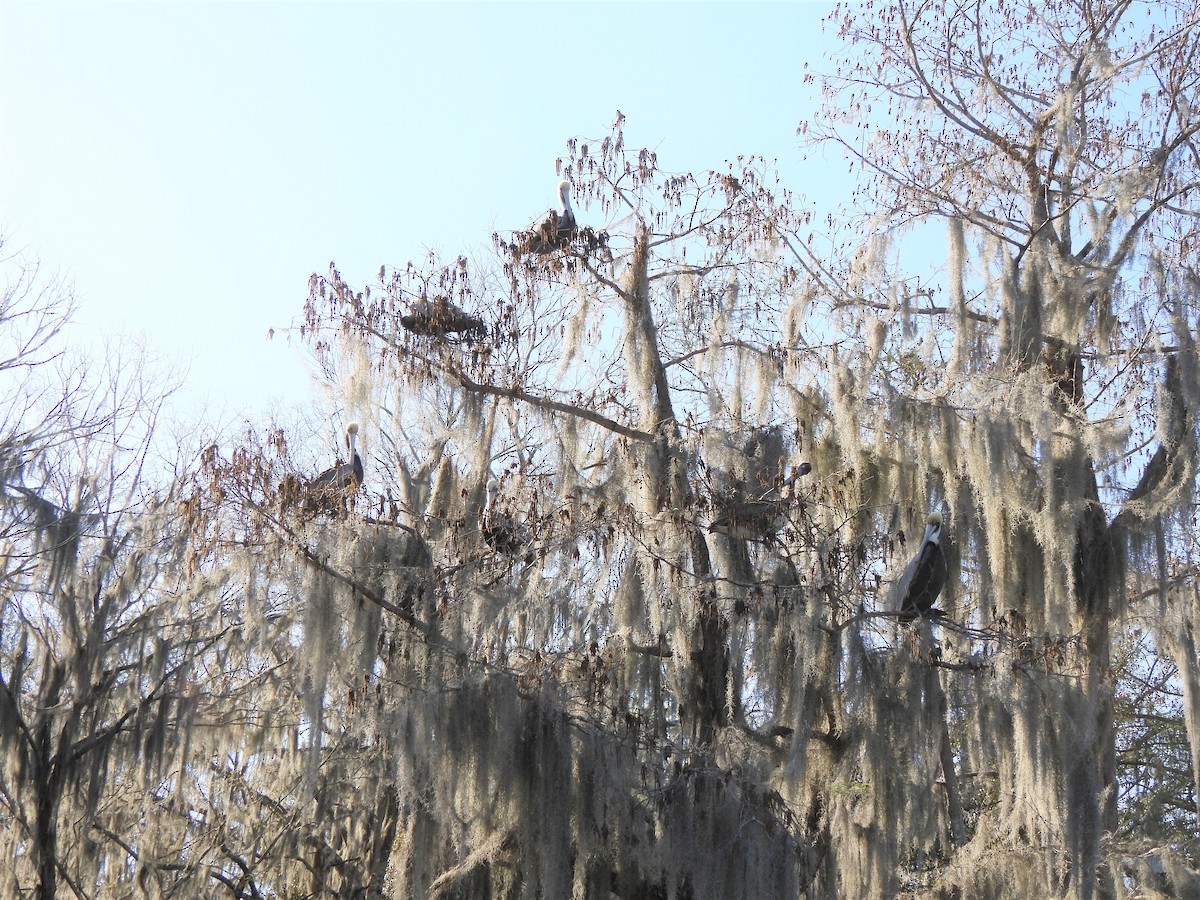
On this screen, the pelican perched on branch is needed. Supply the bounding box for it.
[520,180,577,255]
[400,297,485,340]
[894,511,948,622]
[305,423,364,514]
[708,463,812,542]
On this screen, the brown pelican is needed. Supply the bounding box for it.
[482,478,528,555]
[305,423,364,513]
[708,463,811,542]
[400,297,485,339]
[894,511,948,621]
[521,180,577,254]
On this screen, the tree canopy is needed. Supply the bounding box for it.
[2,1,1199,898]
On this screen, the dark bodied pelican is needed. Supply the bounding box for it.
[708,463,811,542]
[400,297,485,339]
[306,423,364,513]
[482,479,530,557]
[522,180,577,254]
[894,511,948,622]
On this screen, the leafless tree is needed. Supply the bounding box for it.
[0,245,235,898]
[804,0,1200,895]
[197,5,1200,882]
[28,2,1199,897]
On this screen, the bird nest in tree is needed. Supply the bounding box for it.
[504,223,609,260]
[399,297,487,342]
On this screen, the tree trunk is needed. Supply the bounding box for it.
[621,223,726,746]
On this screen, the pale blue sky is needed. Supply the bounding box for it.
[1,1,839,420]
